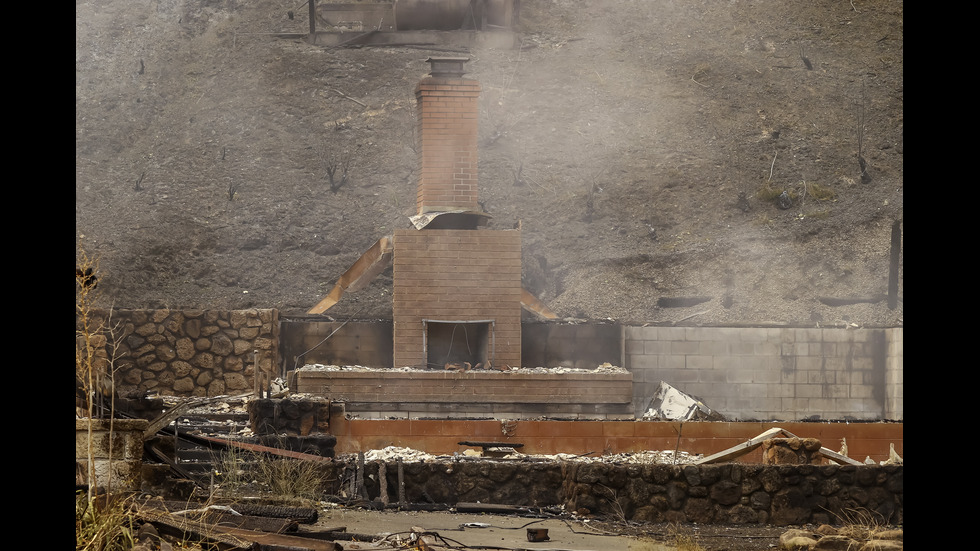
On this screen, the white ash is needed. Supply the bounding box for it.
[298,363,628,374]
[341,446,700,465]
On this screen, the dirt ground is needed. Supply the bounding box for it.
[311,506,791,550]
[75,0,903,328]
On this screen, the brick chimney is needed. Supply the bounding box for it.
[414,57,482,215]
[392,58,522,370]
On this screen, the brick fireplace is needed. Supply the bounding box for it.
[392,58,522,369]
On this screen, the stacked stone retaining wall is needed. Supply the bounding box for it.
[83,308,279,397]
[326,461,902,526]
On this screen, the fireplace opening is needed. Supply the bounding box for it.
[423,319,494,369]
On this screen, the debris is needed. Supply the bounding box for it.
[270,377,288,398]
[642,381,726,421]
[696,427,863,466]
[526,527,550,542]
[776,190,793,209]
[882,442,903,465]
[308,235,393,314]
[298,363,629,375]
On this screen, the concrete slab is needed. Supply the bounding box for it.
[306,507,636,551]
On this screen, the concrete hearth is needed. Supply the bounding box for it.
[290,367,633,420]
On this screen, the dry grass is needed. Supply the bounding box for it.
[75,492,136,551]
[834,507,889,542]
[215,446,332,500]
[666,523,707,551]
[255,457,332,499]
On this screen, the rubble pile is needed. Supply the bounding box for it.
[347,446,701,465]
[297,363,630,375]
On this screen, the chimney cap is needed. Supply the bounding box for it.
[425,57,470,78]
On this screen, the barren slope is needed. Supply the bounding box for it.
[76,0,903,328]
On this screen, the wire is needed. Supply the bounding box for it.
[292,307,364,371]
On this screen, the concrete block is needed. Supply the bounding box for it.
[712,355,742,371]
[625,339,646,355]
[685,354,713,370]
[738,327,769,343]
[700,340,729,356]
[627,354,659,370]
[849,357,874,371]
[801,328,823,342]
[757,340,780,356]
[662,355,686,370]
[729,341,756,356]
[684,327,713,341]
[795,384,824,398]
[623,326,649,340]
[658,326,686,341]
[849,385,874,399]
[649,368,689,384]
[744,369,781,384]
[699,370,727,383]
[643,340,670,355]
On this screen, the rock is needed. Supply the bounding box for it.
[813,535,856,550]
[780,529,818,549]
[858,541,903,550]
[777,190,793,209]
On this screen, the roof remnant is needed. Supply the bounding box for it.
[308,235,393,314]
[695,427,864,466]
[642,381,725,421]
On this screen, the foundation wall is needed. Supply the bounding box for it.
[328,418,903,464]
[329,461,902,526]
[293,370,634,419]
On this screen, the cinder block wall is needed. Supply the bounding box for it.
[625,326,903,421]
[392,228,522,369]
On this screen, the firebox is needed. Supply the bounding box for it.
[423,319,493,369]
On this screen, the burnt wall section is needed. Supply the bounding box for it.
[521,321,621,369]
[626,326,903,421]
[281,319,393,369]
[327,419,903,464]
[279,319,622,370]
[85,308,279,397]
[323,461,902,527]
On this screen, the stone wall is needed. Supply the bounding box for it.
[561,463,903,526]
[328,460,902,526]
[76,418,148,492]
[85,308,279,397]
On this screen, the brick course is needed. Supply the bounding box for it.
[415,77,482,213]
